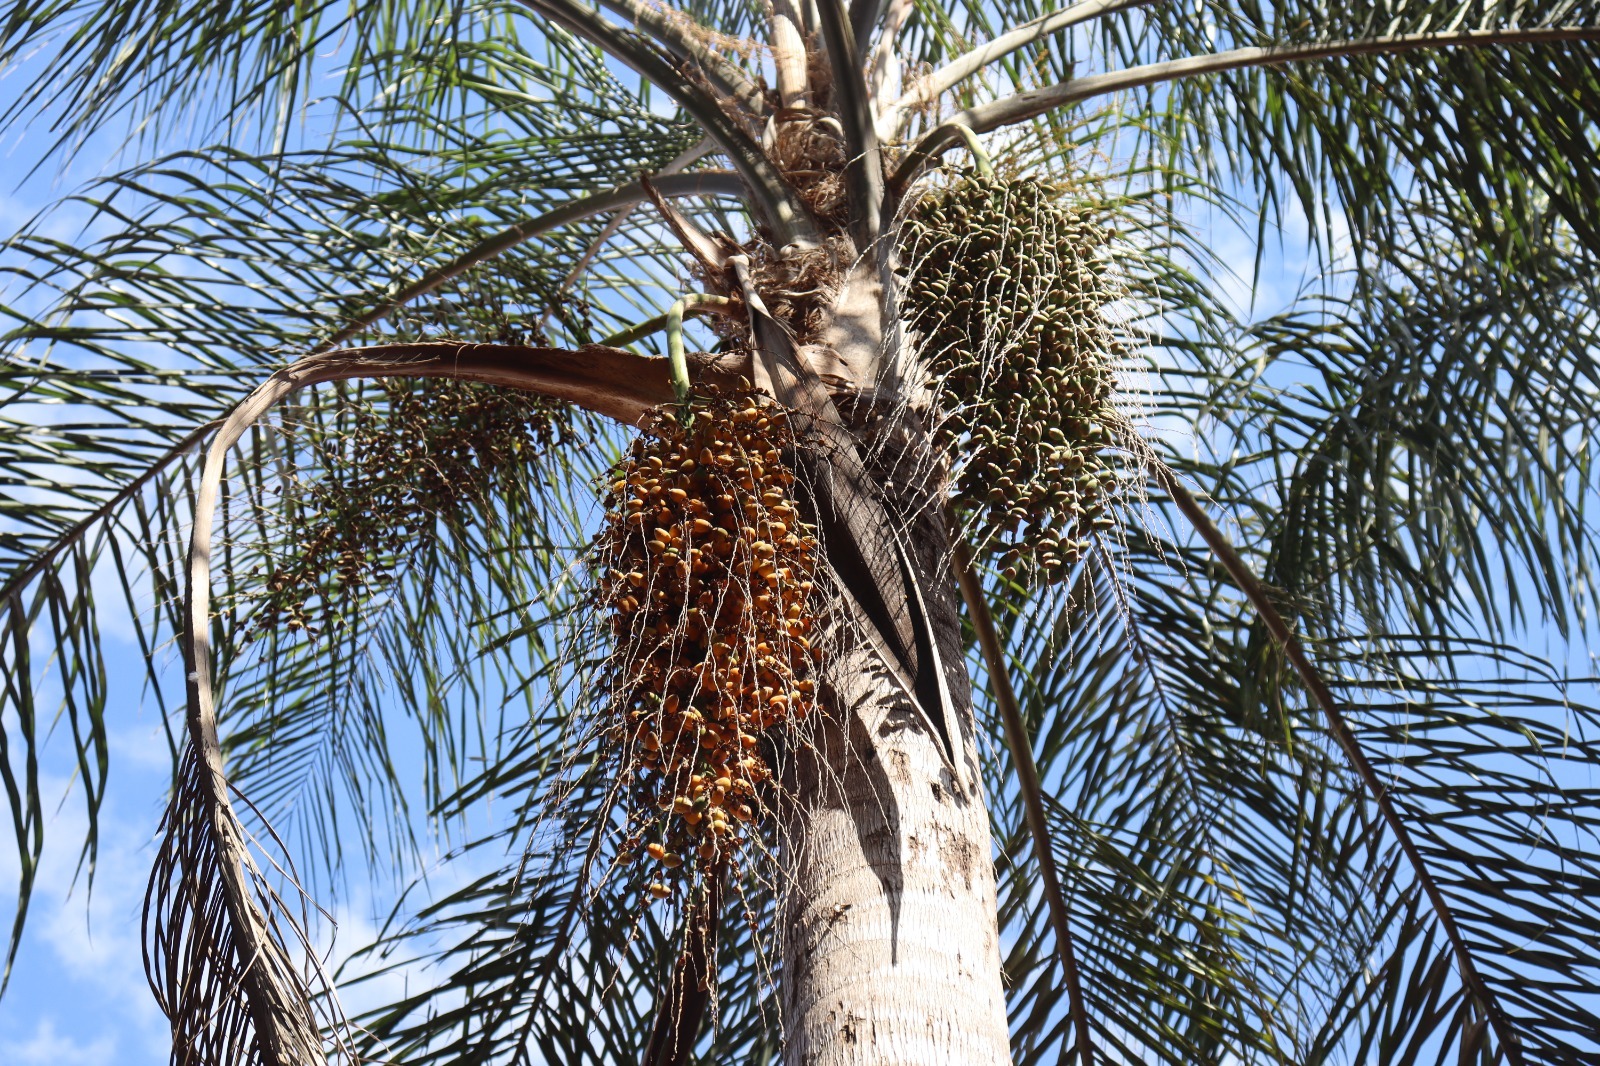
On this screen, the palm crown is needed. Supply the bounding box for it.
[1,0,1599,1063]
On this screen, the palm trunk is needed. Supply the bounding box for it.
[778,444,1011,1064]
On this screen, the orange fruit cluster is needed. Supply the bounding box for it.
[596,388,824,900]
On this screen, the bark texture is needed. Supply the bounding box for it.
[778,472,1010,1065]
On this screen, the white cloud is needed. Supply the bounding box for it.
[32,793,164,1028]
[0,766,170,1064]
[0,1018,117,1066]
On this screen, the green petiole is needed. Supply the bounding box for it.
[601,295,735,427]
[949,122,995,179]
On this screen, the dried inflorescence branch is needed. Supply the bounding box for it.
[594,386,825,903]
[767,112,850,224]
[255,378,567,635]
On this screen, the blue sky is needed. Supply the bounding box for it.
[0,114,178,1059]
[0,51,481,1060]
[11,12,1591,1064]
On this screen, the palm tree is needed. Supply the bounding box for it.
[3,0,1600,1062]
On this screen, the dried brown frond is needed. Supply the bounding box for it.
[803,38,833,111]
[145,750,350,1066]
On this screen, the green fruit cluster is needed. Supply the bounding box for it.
[899,173,1120,583]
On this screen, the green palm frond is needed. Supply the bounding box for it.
[975,497,1600,1063]
[887,0,1600,280]
[0,27,713,961]
[1334,635,1600,1061]
[975,530,1370,1065]
[201,384,598,883]
[1166,221,1599,651]
[1,0,533,156]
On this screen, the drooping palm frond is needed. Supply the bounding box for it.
[144,746,349,1066]
[1235,235,1600,643]
[1,0,524,157]
[975,527,1373,1065]
[974,486,1600,1064]
[969,202,1600,1061]
[1334,636,1600,1062]
[152,339,727,1063]
[1199,241,1600,1061]
[0,8,737,936]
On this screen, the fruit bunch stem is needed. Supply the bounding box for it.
[667,295,735,425]
[949,121,994,178]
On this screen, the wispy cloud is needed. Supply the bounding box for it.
[0,1018,118,1066]
[0,763,172,1065]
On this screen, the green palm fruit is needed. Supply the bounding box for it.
[899,169,1122,585]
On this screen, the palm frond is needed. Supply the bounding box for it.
[4,0,1600,1060]
[1333,635,1600,1063]
[1232,246,1600,643]
[977,528,1370,1065]
[977,483,1600,1064]
[1,0,478,154]
[0,72,723,952]
[145,747,350,1066]
[150,337,731,1059]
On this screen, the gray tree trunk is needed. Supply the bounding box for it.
[777,416,1011,1064]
